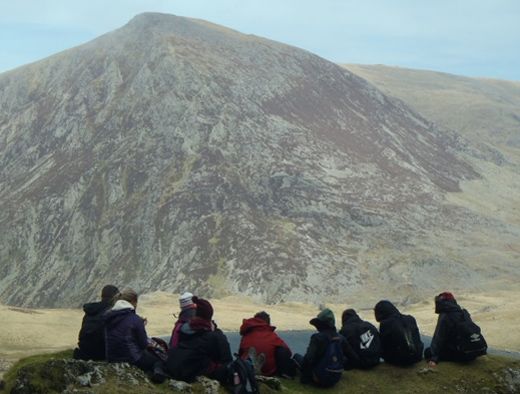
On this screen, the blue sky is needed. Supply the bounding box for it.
[1,0,519,80]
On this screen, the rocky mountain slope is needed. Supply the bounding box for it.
[0,13,516,307]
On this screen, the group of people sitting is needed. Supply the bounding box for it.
[73,286,487,389]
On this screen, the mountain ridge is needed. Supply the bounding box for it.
[1,13,517,307]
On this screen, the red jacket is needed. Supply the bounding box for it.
[239,317,291,376]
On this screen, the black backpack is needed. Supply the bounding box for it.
[230,357,259,394]
[453,310,487,359]
[313,336,344,388]
[393,316,423,364]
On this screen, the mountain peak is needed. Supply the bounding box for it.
[121,12,243,42]
[0,14,486,307]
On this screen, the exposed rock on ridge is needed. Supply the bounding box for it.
[0,13,485,307]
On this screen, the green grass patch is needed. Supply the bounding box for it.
[2,351,519,393]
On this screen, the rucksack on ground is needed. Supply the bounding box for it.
[147,337,169,361]
[230,356,259,394]
[453,310,487,359]
[313,336,344,388]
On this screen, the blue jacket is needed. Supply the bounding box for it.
[104,300,148,363]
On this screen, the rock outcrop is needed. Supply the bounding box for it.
[1,13,513,307]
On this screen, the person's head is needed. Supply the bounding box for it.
[193,296,213,321]
[310,308,335,331]
[434,292,457,313]
[341,308,358,325]
[374,300,399,322]
[101,285,119,303]
[179,292,196,311]
[254,311,271,325]
[120,289,139,308]
[435,292,456,303]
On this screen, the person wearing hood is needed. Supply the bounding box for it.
[374,300,423,365]
[425,292,487,367]
[340,308,381,369]
[165,297,232,383]
[238,311,295,377]
[104,289,162,373]
[73,284,119,361]
[295,308,358,387]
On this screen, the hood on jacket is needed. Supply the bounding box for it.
[434,298,461,314]
[83,300,111,315]
[240,317,276,336]
[104,300,136,328]
[341,308,362,326]
[111,299,135,312]
[374,300,400,322]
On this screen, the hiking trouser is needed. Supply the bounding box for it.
[275,347,297,377]
[135,350,163,372]
[205,364,230,384]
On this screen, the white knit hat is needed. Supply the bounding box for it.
[179,292,196,310]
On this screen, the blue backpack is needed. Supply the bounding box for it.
[313,336,344,387]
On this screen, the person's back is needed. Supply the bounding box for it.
[166,297,232,383]
[239,311,293,377]
[425,292,487,367]
[73,284,119,361]
[104,298,148,363]
[297,308,353,388]
[374,300,423,366]
[340,309,381,369]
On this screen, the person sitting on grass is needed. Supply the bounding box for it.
[104,289,165,378]
[169,292,197,349]
[238,311,296,378]
[425,292,487,367]
[340,308,381,369]
[165,297,233,384]
[294,308,359,388]
[73,284,119,361]
[374,300,423,366]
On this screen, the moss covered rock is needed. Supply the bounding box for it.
[2,350,520,393]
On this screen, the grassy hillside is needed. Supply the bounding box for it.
[344,64,520,150]
[2,350,519,393]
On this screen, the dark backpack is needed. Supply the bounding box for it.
[230,357,259,394]
[147,337,169,361]
[393,316,423,364]
[313,336,344,388]
[356,323,381,366]
[453,310,487,359]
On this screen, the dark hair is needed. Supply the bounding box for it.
[120,289,138,305]
[254,311,271,325]
[101,285,119,302]
[193,297,214,321]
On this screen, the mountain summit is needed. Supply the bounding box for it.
[0,13,484,307]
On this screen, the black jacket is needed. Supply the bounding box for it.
[340,310,381,369]
[374,300,423,365]
[429,298,464,363]
[165,318,232,382]
[300,327,359,384]
[73,300,113,361]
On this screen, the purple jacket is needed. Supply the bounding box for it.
[104,300,148,363]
